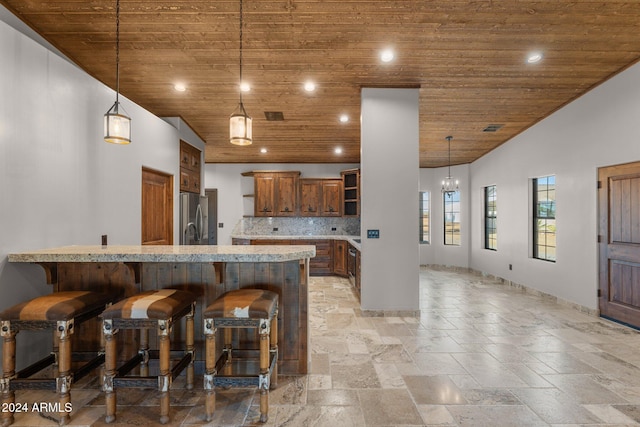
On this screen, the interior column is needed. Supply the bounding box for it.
[360,88,420,312]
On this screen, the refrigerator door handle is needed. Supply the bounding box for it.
[195,203,203,242]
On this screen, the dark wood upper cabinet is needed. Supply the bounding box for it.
[254,173,276,216]
[321,179,343,217]
[245,171,350,217]
[275,173,299,216]
[246,171,300,217]
[300,179,322,216]
[341,168,360,217]
[299,178,342,217]
[179,140,202,194]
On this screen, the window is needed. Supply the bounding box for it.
[484,185,497,250]
[443,190,461,246]
[419,191,430,243]
[533,175,556,262]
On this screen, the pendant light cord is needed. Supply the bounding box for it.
[115,0,121,104]
[447,136,452,177]
[239,0,244,105]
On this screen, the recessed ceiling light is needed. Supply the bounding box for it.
[240,81,251,92]
[334,147,343,154]
[339,114,349,123]
[174,83,187,92]
[260,148,267,154]
[527,52,543,64]
[304,81,316,92]
[380,49,395,63]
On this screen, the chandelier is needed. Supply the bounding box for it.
[441,136,459,194]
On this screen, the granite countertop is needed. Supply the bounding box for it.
[232,234,362,250]
[8,245,316,263]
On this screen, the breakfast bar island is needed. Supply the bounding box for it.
[8,245,315,375]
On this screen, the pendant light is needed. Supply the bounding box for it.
[229,0,252,145]
[103,0,131,144]
[441,136,459,194]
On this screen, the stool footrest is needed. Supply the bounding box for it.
[15,354,56,379]
[113,353,192,387]
[171,353,193,381]
[10,378,56,391]
[73,354,105,384]
[114,377,157,388]
[212,349,277,387]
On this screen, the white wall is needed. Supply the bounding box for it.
[360,88,420,311]
[469,61,640,310]
[0,18,183,367]
[419,164,471,268]
[203,163,359,244]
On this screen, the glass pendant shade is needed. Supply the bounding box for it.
[230,102,252,145]
[104,101,131,144]
[441,176,459,194]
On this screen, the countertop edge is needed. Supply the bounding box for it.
[8,245,316,264]
[231,234,362,251]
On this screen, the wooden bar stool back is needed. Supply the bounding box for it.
[100,288,196,425]
[203,289,278,423]
[0,290,114,426]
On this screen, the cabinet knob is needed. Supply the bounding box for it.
[263,207,268,212]
[329,207,334,212]
[284,207,290,212]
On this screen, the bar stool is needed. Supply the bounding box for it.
[203,289,278,423]
[100,289,196,425]
[0,290,114,426]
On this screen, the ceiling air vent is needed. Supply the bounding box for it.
[483,124,504,132]
[264,111,285,121]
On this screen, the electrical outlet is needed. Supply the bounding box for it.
[101,235,108,246]
[509,264,513,271]
[331,227,337,231]
[273,227,279,232]
[218,223,224,228]
[367,229,380,239]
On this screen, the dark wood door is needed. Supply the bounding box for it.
[599,161,640,328]
[141,167,173,245]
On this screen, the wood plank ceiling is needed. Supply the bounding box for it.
[3,1,640,167]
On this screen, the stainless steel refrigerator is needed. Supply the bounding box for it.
[180,193,209,245]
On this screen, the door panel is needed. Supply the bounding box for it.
[599,162,640,327]
[141,167,173,245]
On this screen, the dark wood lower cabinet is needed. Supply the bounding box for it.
[244,238,350,276]
[333,240,348,276]
[298,240,333,275]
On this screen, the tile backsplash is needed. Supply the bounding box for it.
[232,217,361,236]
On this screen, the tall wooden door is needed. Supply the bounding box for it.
[141,167,173,245]
[599,161,640,328]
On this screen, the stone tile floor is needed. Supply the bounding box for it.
[6,267,640,426]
